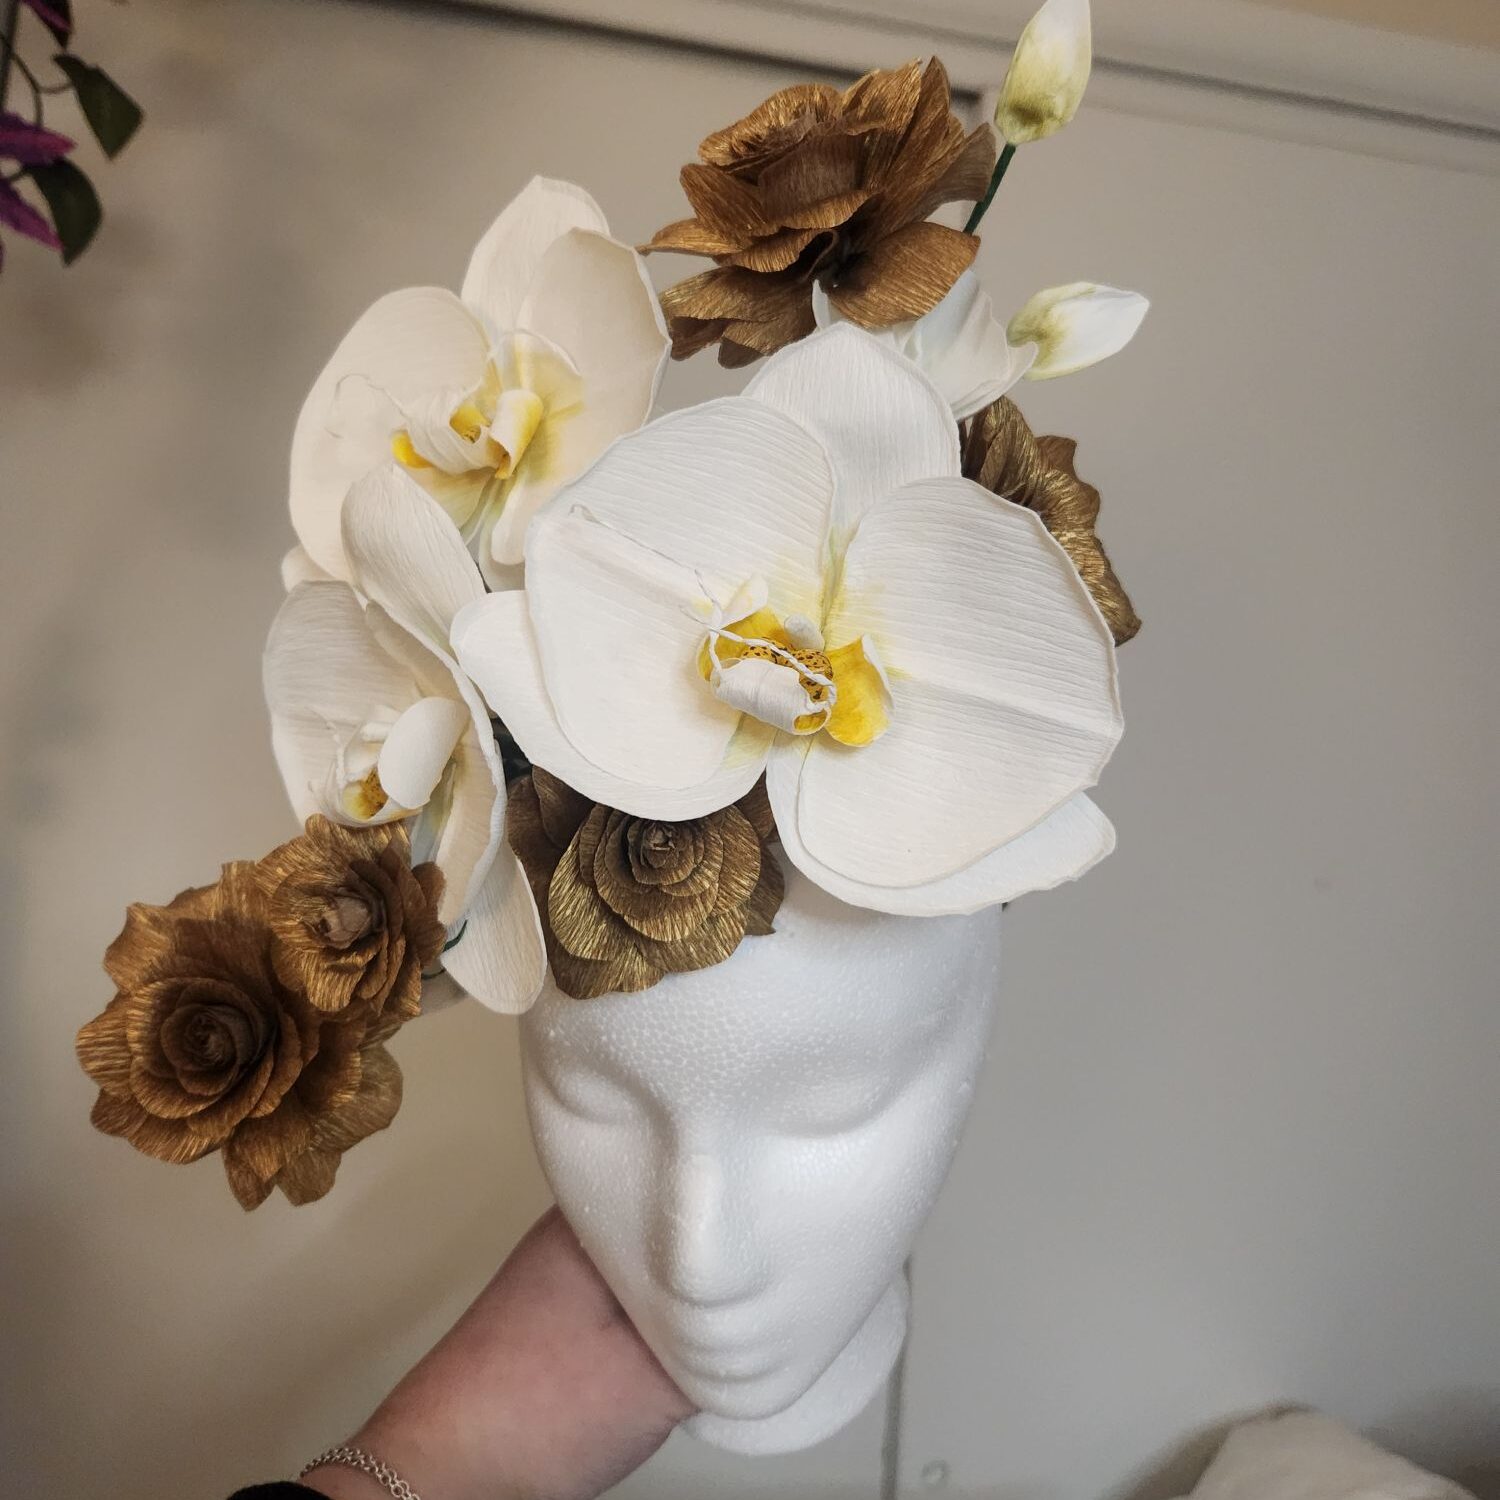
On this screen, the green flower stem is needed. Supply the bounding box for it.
[963,142,1017,236]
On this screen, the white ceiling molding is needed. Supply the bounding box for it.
[469,0,1500,167]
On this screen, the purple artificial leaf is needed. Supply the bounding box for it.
[20,0,73,47]
[0,177,63,252]
[0,110,75,165]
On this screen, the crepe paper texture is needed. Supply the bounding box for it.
[962,395,1142,646]
[81,0,1155,1210]
[509,770,784,1000]
[455,324,1123,913]
[647,59,994,366]
[76,821,442,1209]
[290,177,668,585]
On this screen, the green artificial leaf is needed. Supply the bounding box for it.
[25,158,100,263]
[53,55,143,158]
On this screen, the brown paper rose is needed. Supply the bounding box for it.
[507,770,785,999]
[76,851,426,1209]
[962,396,1142,646]
[256,816,446,1023]
[647,59,995,366]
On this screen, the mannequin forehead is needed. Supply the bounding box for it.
[530,870,1002,1106]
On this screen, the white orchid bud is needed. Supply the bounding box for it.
[1008,282,1148,380]
[995,0,1092,146]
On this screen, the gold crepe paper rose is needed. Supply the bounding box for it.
[507,770,784,1000]
[257,816,446,1022]
[962,395,1140,646]
[76,851,430,1209]
[647,58,995,366]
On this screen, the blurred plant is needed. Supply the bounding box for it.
[0,0,142,271]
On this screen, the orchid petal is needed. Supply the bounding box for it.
[439,841,547,1014]
[340,466,485,655]
[263,583,420,823]
[279,545,334,591]
[910,271,1037,418]
[814,272,1033,419]
[528,396,832,612]
[745,324,958,539]
[452,590,772,819]
[1009,282,1148,380]
[995,0,1092,146]
[524,507,752,791]
[768,740,1114,913]
[804,476,1121,885]
[460,176,609,338]
[711,655,823,734]
[289,287,488,579]
[479,227,669,568]
[376,696,471,810]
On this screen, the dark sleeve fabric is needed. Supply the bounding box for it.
[228,1486,325,1499]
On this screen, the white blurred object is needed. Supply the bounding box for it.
[1178,1412,1476,1500]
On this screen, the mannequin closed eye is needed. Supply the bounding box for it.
[775,1071,916,1138]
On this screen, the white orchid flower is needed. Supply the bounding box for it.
[813,271,1036,420]
[995,0,1092,146]
[265,466,546,1012]
[289,177,669,588]
[1009,281,1149,380]
[453,326,1123,917]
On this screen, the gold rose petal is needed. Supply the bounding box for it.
[861,58,961,210]
[599,815,723,942]
[76,1002,133,1093]
[307,1043,403,1157]
[743,849,786,937]
[679,162,774,239]
[720,293,818,356]
[723,227,823,274]
[927,123,999,215]
[712,807,764,914]
[549,823,628,962]
[636,910,749,974]
[530,768,593,851]
[961,398,1141,646]
[551,941,662,1001]
[645,216,753,258]
[699,82,843,174]
[736,778,778,843]
[273,1148,340,1207]
[828,219,979,327]
[756,133,867,222]
[90,1092,216,1164]
[840,58,925,138]
[716,338,765,368]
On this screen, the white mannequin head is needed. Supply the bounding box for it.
[520,865,1001,1452]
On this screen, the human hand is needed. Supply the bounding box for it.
[304,1208,693,1500]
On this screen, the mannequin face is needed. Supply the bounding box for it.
[521,868,1001,1422]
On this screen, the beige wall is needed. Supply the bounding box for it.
[2,2,1497,1499]
[1243,0,1500,49]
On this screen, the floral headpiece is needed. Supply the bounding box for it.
[78,0,1147,1208]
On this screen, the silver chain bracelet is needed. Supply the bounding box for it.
[300,1444,423,1500]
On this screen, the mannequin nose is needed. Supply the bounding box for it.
[654,1151,768,1308]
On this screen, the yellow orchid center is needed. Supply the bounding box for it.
[389,362,550,481]
[700,607,891,747]
[342,765,388,821]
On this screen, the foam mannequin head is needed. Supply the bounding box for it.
[520,865,1002,1453]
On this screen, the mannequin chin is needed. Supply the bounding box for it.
[521,863,1001,1453]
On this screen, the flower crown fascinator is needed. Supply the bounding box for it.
[77,0,1147,1210]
